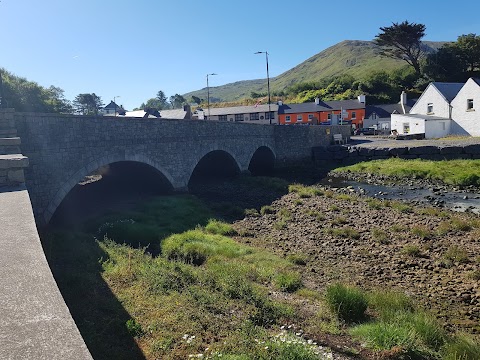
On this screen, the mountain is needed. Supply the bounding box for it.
[184,40,446,103]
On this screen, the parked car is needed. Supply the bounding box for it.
[354,127,376,135]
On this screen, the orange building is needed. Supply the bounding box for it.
[278,96,366,128]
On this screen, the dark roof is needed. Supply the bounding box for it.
[104,101,120,110]
[471,78,480,86]
[278,99,364,114]
[365,100,416,118]
[431,82,464,102]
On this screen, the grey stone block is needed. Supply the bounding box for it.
[399,154,418,159]
[463,144,480,154]
[373,148,389,157]
[7,169,25,183]
[389,147,408,156]
[408,146,440,155]
[358,147,374,156]
[439,146,463,155]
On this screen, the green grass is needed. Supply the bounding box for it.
[288,184,323,198]
[325,227,360,239]
[402,244,422,257]
[442,245,469,266]
[205,219,237,236]
[260,205,275,215]
[365,198,383,209]
[325,284,368,323]
[442,334,480,360]
[371,228,390,244]
[334,158,480,187]
[411,225,432,240]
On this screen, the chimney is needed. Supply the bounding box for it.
[357,94,366,104]
[400,91,407,105]
[183,104,192,119]
[315,97,320,105]
[278,100,283,106]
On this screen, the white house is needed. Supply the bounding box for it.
[391,82,463,139]
[450,78,480,136]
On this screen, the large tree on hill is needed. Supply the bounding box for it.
[73,93,104,115]
[169,94,186,109]
[374,21,426,76]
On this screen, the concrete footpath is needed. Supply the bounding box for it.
[0,186,92,359]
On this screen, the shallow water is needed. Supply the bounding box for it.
[320,176,480,214]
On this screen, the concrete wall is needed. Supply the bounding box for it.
[451,78,480,136]
[425,119,451,139]
[13,112,346,224]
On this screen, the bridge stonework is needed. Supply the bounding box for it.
[12,111,350,224]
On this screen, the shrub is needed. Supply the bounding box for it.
[260,205,275,215]
[275,271,303,293]
[442,334,480,360]
[402,244,421,257]
[372,228,390,244]
[366,198,383,209]
[205,219,237,236]
[244,208,260,217]
[288,184,323,198]
[411,225,432,240]
[331,216,348,225]
[443,245,469,265]
[287,254,307,266]
[273,220,288,230]
[325,227,360,239]
[391,201,413,214]
[125,319,144,337]
[277,207,292,220]
[325,283,368,323]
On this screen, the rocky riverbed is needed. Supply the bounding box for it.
[231,183,480,336]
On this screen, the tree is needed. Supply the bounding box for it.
[374,21,426,76]
[156,90,169,109]
[456,33,480,74]
[191,95,202,105]
[169,94,186,109]
[73,93,104,115]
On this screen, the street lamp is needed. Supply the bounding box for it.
[206,73,217,120]
[254,51,271,124]
[113,95,120,116]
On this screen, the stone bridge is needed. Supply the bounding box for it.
[8,110,350,225]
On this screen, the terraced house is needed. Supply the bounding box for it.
[277,96,366,128]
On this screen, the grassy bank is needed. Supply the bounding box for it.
[333,158,480,187]
[42,180,480,359]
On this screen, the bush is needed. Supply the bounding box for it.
[260,205,275,215]
[442,334,480,360]
[275,271,303,293]
[372,228,390,244]
[402,244,421,257]
[443,245,469,265]
[205,219,237,236]
[325,283,367,323]
[125,319,144,337]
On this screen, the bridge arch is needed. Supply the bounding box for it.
[248,145,276,176]
[43,153,176,224]
[187,148,242,187]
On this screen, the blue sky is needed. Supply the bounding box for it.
[1,0,479,110]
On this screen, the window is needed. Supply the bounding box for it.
[235,114,244,121]
[269,111,275,119]
[308,114,313,121]
[427,103,433,113]
[250,112,259,120]
[285,115,291,122]
[219,115,227,121]
[403,123,410,134]
[327,114,332,120]
[297,114,303,122]
[352,111,356,119]
[467,99,474,110]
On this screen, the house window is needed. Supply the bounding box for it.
[327,114,332,120]
[427,103,433,113]
[467,99,474,110]
[235,114,244,121]
[352,111,356,119]
[285,115,291,122]
[308,114,313,121]
[403,123,410,134]
[219,115,227,121]
[250,113,259,120]
[297,114,303,122]
[266,111,275,120]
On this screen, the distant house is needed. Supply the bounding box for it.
[277,96,366,128]
[197,104,279,124]
[363,92,415,133]
[122,105,193,119]
[102,101,125,116]
[450,78,480,136]
[391,82,463,139]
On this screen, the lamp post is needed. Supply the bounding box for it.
[254,51,271,124]
[113,95,120,116]
[206,73,217,120]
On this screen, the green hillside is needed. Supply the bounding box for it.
[184,40,445,102]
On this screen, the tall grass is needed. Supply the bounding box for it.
[325,284,368,323]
